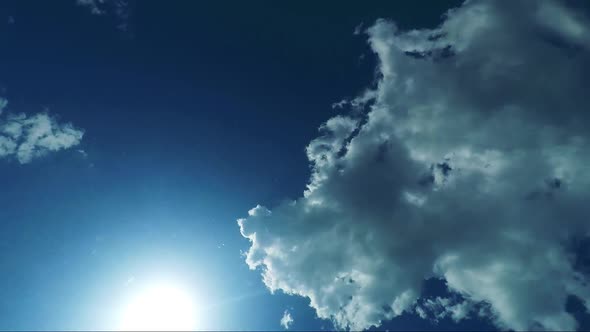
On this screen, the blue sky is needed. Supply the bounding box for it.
[1,1,590,331]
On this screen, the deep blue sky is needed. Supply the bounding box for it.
[3,1,587,331]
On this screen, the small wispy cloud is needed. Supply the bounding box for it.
[76,0,107,15]
[0,98,8,113]
[76,0,131,33]
[0,98,84,163]
[353,22,364,35]
[280,310,293,330]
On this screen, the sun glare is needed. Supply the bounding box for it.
[118,282,197,331]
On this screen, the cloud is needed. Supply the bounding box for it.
[280,310,294,330]
[76,0,130,32]
[76,0,107,15]
[416,296,474,323]
[0,100,84,163]
[0,98,7,113]
[238,0,590,331]
[353,23,364,36]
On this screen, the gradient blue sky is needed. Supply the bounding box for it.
[1,1,590,331]
[0,2,456,330]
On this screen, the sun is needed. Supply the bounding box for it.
[118,282,198,331]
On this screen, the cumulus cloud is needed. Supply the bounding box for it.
[280,310,294,330]
[0,99,84,163]
[238,0,590,331]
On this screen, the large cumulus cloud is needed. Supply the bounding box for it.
[238,0,590,330]
[0,98,84,163]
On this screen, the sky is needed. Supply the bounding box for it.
[1,0,590,331]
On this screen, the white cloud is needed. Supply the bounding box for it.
[238,0,590,331]
[416,297,473,323]
[280,310,294,330]
[0,101,84,163]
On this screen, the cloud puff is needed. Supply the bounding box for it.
[0,100,84,163]
[0,98,7,113]
[280,310,294,330]
[76,0,130,32]
[416,296,475,323]
[76,0,107,15]
[238,0,590,331]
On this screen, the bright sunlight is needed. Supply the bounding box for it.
[118,282,198,331]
